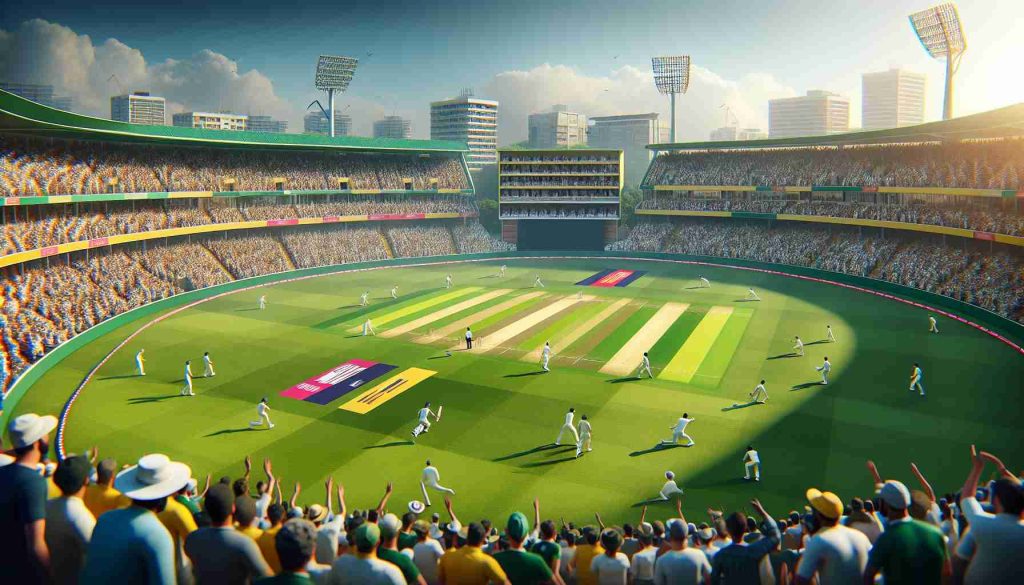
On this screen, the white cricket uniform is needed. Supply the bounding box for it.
[534,276,544,288]
[542,345,552,371]
[250,402,273,428]
[360,293,369,306]
[750,383,768,403]
[910,366,924,395]
[555,411,579,445]
[576,419,592,457]
[391,287,398,299]
[817,360,832,384]
[659,478,684,500]
[445,276,452,289]
[417,407,434,432]
[420,466,455,505]
[744,449,761,480]
[259,296,266,310]
[203,355,215,377]
[827,326,836,342]
[666,417,695,446]
[635,355,653,378]
[747,289,761,301]
[794,339,804,356]
[700,277,710,288]
[499,265,506,277]
[929,316,939,333]
[181,364,194,396]
[135,351,145,376]
[363,319,375,336]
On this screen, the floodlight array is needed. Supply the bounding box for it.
[315,55,359,91]
[908,3,966,59]
[652,56,691,95]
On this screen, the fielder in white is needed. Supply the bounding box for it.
[412,401,441,438]
[743,446,761,481]
[360,291,369,306]
[362,318,376,336]
[699,276,711,288]
[659,471,685,500]
[135,349,146,376]
[391,285,398,299]
[499,265,507,277]
[816,357,832,385]
[575,415,592,458]
[202,352,216,377]
[554,408,579,446]
[749,380,768,404]
[634,352,653,378]
[910,363,925,396]
[793,336,804,357]
[180,361,194,396]
[746,288,761,301]
[541,342,552,372]
[661,413,695,447]
[420,459,455,506]
[533,275,545,288]
[249,397,274,429]
[445,274,453,289]
[827,325,836,343]
[929,315,939,333]
[259,295,266,310]
[576,290,583,300]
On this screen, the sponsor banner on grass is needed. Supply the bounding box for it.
[280,359,396,405]
[576,269,645,287]
[340,367,436,414]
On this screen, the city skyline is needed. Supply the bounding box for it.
[1,0,1021,144]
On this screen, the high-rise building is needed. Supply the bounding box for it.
[768,91,850,138]
[304,111,352,136]
[588,113,668,186]
[430,93,498,171]
[0,83,74,111]
[172,111,247,131]
[861,69,926,130]
[528,105,588,148]
[110,92,166,126]
[245,115,288,133]
[373,115,412,139]
[709,126,768,141]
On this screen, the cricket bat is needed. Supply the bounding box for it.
[436,405,443,421]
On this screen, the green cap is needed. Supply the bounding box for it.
[506,511,530,541]
[353,523,381,551]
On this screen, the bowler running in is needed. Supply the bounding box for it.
[391,285,398,299]
[362,318,376,336]
[533,275,545,288]
[249,397,274,429]
[827,325,836,343]
[929,315,939,333]
[360,291,369,306]
[793,336,804,357]
[746,288,761,301]
[699,276,711,288]
[635,352,653,378]
[743,446,761,481]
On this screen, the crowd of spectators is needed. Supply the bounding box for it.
[501,177,619,187]
[608,218,1024,323]
[3,411,1022,584]
[643,139,1024,189]
[500,164,619,175]
[280,228,390,269]
[0,136,470,196]
[451,224,515,254]
[501,206,618,220]
[500,190,619,200]
[500,154,619,164]
[1,197,477,255]
[637,196,1024,237]
[387,226,456,258]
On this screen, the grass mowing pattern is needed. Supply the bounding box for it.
[692,308,754,388]
[659,306,734,383]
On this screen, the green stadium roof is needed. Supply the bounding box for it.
[0,89,468,154]
[648,102,1024,151]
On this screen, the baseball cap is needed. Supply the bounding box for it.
[806,488,843,520]
[879,480,911,510]
[8,413,57,448]
[379,513,402,539]
[353,522,381,551]
[276,519,316,570]
[637,521,654,537]
[412,520,431,536]
[506,511,529,541]
[53,454,91,495]
[668,519,688,540]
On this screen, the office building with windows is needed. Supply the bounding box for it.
[431,94,498,170]
[373,115,412,139]
[528,106,588,148]
[768,90,850,138]
[862,69,926,130]
[588,113,668,186]
[172,111,248,131]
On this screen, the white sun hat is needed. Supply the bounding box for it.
[408,500,426,514]
[114,454,191,501]
[8,413,58,448]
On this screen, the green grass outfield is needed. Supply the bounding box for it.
[10,258,1024,526]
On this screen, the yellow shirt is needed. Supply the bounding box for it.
[47,476,62,499]
[257,524,283,574]
[438,545,508,585]
[573,544,604,585]
[157,496,198,567]
[238,523,264,541]
[84,484,130,518]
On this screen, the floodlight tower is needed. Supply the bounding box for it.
[313,55,359,137]
[652,56,691,143]
[908,3,966,120]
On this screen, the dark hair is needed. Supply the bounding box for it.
[402,512,417,528]
[683,413,688,418]
[467,522,486,546]
[232,478,249,498]
[725,512,748,541]
[96,459,117,484]
[268,503,286,525]
[540,520,557,539]
[234,495,257,526]
[581,415,588,420]
[747,445,754,451]
[276,519,316,571]
[583,528,599,546]
[623,523,633,537]
[993,479,1024,515]
[564,531,577,545]
[204,484,235,525]
[569,408,574,413]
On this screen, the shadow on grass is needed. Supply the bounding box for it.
[205,427,253,437]
[235,307,260,312]
[684,285,705,290]
[767,353,797,360]
[791,381,824,391]
[364,440,414,450]
[608,376,642,384]
[335,304,361,309]
[629,443,682,457]
[722,401,764,412]
[632,497,672,507]
[493,444,560,462]
[734,299,760,303]
[427,355,452,360]
[100,374,144,381]
[504,371,547,378]
[545,446,577,457]
[345,334,366,339]
[521,455,577,468]
[127,394,181,405]
[806,340,831,346]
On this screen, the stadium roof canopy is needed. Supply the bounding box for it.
[648,102,1024,151]
[0,89,468,154]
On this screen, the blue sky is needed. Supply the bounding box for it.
[1,0,1021,142]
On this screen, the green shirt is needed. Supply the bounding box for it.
[868,518,947,585]
[398,531,419,551]
[531,540,562,567]
[378,547,422,583]
[255,572,313,585]
[175,494,201,516]
[494,549,553,585]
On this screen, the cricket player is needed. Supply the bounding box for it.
[499,265,507,277]
[259,295,266,310]
[202,352,215,377]
[576,290,583,300]
[635,352,653,378]
[533,275,545,288]
[659,471,685,500]
[575,415,592,458]
[749,380,768,404]
[743,446,760,481]
[661,413,695,447]
[360,291,369,306]
[420,460,455,506]
[699,276,711,288]
[391,285,398,299]
[181,360,194,396]
[135,349,146,376]
[827,325,836,343]
[445,274,453,289]
[910,363,925,396]
[746,288,761,301]
[555,408,579,446]
[249,397,274,429]
[541,342,552,372]
[793,336,804,357]
[362,318,376,336]
[464,327,473,349]
[412,401,440,438]
[816,357,831,385]
[929,315,939,333]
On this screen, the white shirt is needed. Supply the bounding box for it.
[661,479,682,495]
[795,339,804,348]
[564,411,575,426]
[422,466,441,485]
[465,330,472,340]
[413,538,445,584]
[578,420,592,436]
[45,496,95,585]
[744,450,760,464]
[630,546,657,581]
[257,402,268,416]
[591,552,630,584]
[959,497,1024,584]
[329,553,405,585]
[796,524,870,584]
[136,351,144,362]
[184,364,192,379]
[929,317,937,324]
[417,408,432,422]
[642,355,651,367]
[673,417,693,433]
[653,548,711,585]
[542,345,551,358]
[316,516,345,564]
[821,360,831,372]
[754,383,766,394]
[203,355,212,365]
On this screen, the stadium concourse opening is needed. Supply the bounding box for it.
[515,219,606,250]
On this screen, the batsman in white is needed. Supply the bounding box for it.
[749,380,768,404]
[180,360,194,396]
[412,401,442,438]
[816,356,832,385]
[661,413,695,447]
[362,318,376,336]
[658,471,685,500]
[541,342,552,372]
[202,352,216,377]
[575,415,592,459]
[743,446,760,481]
[135,349,146,376]
[554,408,579,446]
[249,397,274,429]
[420,459,456,506]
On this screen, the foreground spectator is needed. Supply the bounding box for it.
[46,454,96,585]
[81,453,187,585]
[256,518,318,584]
[258,503,287,574]
[492,511,556,584]
[438,521,510,585]
[954,447,1024,584]
[863,480,949,584]
[185,483,272,584]
[0,413,58,584]
[379,512,426,584]
[709,499,779,583]
[590,528,629,584]
[413,519,446,585]
[157,472,199,583]
[653,519,710,585]
[795,488,870,584]
[328,522,405,585]
[84,458,130,518]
